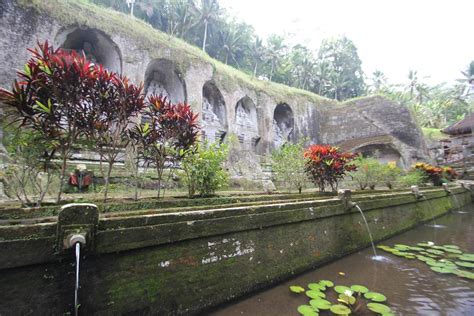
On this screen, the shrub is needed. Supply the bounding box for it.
[443,166,458,181]
[271,141,307,193]
[380,161,402,189]
[350,156,383,190]
[181,142,229,197]
[397,169,427,187]
[414,162,444,186]
[304,144,357,192]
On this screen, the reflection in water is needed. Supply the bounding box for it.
[210,206,474,316]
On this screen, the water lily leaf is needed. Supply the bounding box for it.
[297,305,318,315]
[417,242,433,247]
[338,294,356,305]
[404,255,416,259]
[290,286,306,293]
[409,246,425,251]
[443,245,460,249]
[364,292,387,302]
[367,303,391,314]
[306,290,326,299]
[444,248,463,254]
[426,249,444,255]
[394,244,410,250]
[381,313,395,316]
[433,245,446,250]
[455,261,474,268]
[334,285,351,294]
[309,298,332,310]
[319,280,334,288]
[455,270,474,279]
[329,304,351,315]
[430,266,456,274]
[308,283,325,291]
[458,254,474,262]
[350,285,369,293]
[416,255,430,262]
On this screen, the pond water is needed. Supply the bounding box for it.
[210,206,474,315]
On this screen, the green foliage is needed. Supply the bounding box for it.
[290,279,393,315]
[181,142,229,197]
[397,169,426,187]
[2,127,58,206]
[378,242,474,280]
[271,141,307,193]
[304,145,358,192]
[350,156,384,190]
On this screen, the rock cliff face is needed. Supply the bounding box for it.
[0,0,429,181]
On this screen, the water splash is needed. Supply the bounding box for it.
[75,243,81,316]
[354,204,378,258]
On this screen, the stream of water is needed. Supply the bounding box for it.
[75,243,81,316]
[210,205,474,315]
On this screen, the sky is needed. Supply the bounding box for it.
[219,0,473,86]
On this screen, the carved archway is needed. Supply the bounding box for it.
[202,81,227,143]
[235,96,260,151]
[356,144,403,166]
[55,26,122,73]
[273,103,294,147]
[144,59,187,104]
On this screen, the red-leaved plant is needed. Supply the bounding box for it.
[131,95,199,198]
[0,41,145,202]
[304,144,358,192]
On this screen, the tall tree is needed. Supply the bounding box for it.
[316,36,365,100]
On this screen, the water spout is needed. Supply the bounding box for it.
[442,183,452,195]
[353,204,378,258]
[411,185,423,199]
[75,242,81,316]
[67,234,86,316]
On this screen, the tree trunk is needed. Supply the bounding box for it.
[253,62,258,76]
[103,159,114,203]
[202,19,208,52]
[56,154,68,204]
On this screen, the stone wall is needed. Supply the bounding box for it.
[0,0,429,180]
[0,187,470,315]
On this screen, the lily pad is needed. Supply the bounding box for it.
[426,249,444,255]
[329,304,351,315]
[443,248,463,254]
[290,285,306,293]
[306,290,326,299]
[297,304,318,316]
[417,242,433,247]
[443,245,460,249]
[455,270,474,280]
[308,283,325,291]
[309,298,332,310]
[350,285,369,293]
[455,261,474,268]
[367,303,391,314]
[394,244,411,250]
[458,254,474,262]
[334,285,351,294]
[338,294,356,305]
[319,280,334,288]
[430,266,456,274]
[364,292,387,302]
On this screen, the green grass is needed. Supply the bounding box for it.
[18,0,335,108]
[422,127,446,141]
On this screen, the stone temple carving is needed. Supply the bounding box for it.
[146,80,170,100]
[235,97,259,151]
[202,81,227,143]
[273,104,294,148]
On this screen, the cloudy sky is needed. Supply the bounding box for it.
[220,0,473,86]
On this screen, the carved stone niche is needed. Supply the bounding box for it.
[55,26,122,74]
[144,59,186,105]
[235,96,259,151]
[273,103,294,148]
[202,81,227,144]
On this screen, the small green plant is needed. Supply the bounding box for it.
[397,169,426,187]
[181,142,229,197]
[349,156,383,190]
[290,279,394,315]
[271,141,307,193]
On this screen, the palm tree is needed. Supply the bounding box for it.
[195,0,220,53]
[251,37,265,76]
[370,70,387,93]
